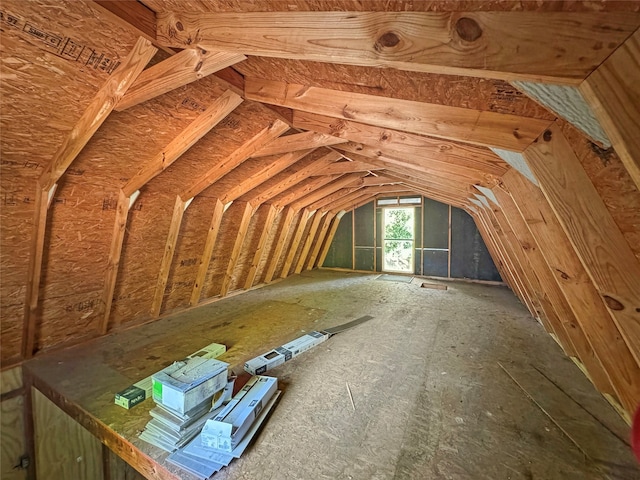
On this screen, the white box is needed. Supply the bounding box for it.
[152,357,228,415]
[244,331,329,375]
[201,376,277,452]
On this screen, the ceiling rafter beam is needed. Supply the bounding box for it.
[156,11,640,84]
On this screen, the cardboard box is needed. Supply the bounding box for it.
[115,341,226,409]
[201,376,277,452]
[152,357,228,415]
[244,331,329,375]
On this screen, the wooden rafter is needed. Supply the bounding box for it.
[182,120,289,201]
[295,111,508,177]
[100,90,242,333]
[281,209,312,278]
[270,174,342,208]
[295,211,326,274]
[580,29,640,192]
[190,199,225,306]
[244,205,279,289]
[220,148,314,204]
[289,173,366,211]
[22,37,157,358]
[263,207,296,283]
[305,213,334,270]
[246,78,552,151]
[523,124,640,380]
[251,131,347,158]
[307,186,364,212]
[156,11,640,84]
[317,212,346,267]
[220,202,254,297]
[116,49,247,111]
[245,151,342,207]
[503,168,640,420]
[320,160,381,175]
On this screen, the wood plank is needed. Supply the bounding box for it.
[40,38,156,190]
[156,11,640,84]
[151,196,187,317]
[182,119,289,201]
[252,131,347,158]
[219,202,254,297]
[99,190,130,335]
[305,213,334,270]
[263,207,296,283]
[503,167,640,420]
[33,389,103,480]
[248,78,551,151]
[289,173,366,211]
[244,205,278,289]
[116,50,246,111]
[294,111,508,177]
[317,212,345,267]
[220,149,313,204]
[1,367,23,396]
[523,123,640,370]
[271,174,342,209]
[580,29,640,192]
[281,209,312,278]
[246,151,342,207]
[190,199,225,306]
[295,211,325,274]
[320,160,381,175]
[123,90,243,195]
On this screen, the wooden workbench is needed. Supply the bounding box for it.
[23,292,328,480]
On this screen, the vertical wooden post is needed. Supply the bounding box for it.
[295,211,325,274]
[264,207,296,283]
[317,211,345,267]
[281,209,311,278]
[305,212,333,270]
[100,190,130,334]
[219,202,254,297]
[244,205,278,289]
[151,196,188,317]
[190,199,225,306]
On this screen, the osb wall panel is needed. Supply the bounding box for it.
[254,209,285,285]
[142,0,640,13]
[559,120,640,262]
[228,204,268,292]
[1,395,26,480]
[235,58,555,119]
[0,0,141,363]
[162,196,213,313]
[112,99,275,326]
[201,202,247,298]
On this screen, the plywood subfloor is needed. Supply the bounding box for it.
[25,270,637,479]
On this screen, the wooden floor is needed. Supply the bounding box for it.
[26,270,638,479]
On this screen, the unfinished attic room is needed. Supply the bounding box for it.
[3,0,640,479]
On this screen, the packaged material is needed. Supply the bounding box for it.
[152,356,228,415]
[201,376,278,452]
[115,342,226,409]
[244,331,329,375]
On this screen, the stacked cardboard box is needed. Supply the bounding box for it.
[167,375,280,479]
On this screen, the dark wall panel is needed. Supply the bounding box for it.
[450,208,501,281]
[355,247,375,271]
[354,201,374,247]
[323,211,353,269]
[423,198,449,249]
[423,250,449,277]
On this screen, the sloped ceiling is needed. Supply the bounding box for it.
[1,0,640,420]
